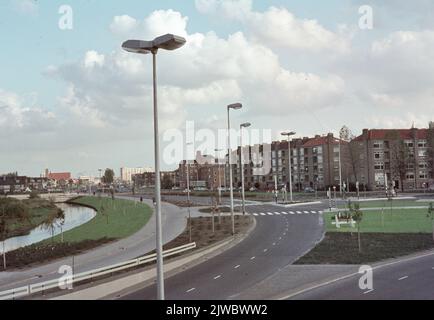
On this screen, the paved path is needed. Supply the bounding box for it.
[0,196,187,293]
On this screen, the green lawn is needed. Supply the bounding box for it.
[47,196,153,243]
[336,199,432,209]
[324,208,434,233]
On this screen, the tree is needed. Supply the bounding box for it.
[0,199,30,269]
[43,208,65,243]
[428,203,434,242]
[349,201,363,253]
[428,122,434,181]
[102,169,115,185]
[391,140,410,192]
[162,175,174,190]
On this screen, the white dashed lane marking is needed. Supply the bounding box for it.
[363,289,374,295]
[398,276,409,281]
[234,265,241,269]
[186,288,196,293]
[214,275,222,280]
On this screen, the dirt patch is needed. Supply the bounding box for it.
[1,238,115,271]
[295,232,434,265]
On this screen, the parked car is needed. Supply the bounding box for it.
[304,187,315,193]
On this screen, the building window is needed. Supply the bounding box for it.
[373,141,383,149]
[418,140,427,148]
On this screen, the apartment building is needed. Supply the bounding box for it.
[351,127,434,191]
[120,167,153,183]
[227,133,352,191]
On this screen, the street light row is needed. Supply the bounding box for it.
[122,33,298,301]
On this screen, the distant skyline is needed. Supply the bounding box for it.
[1,0,434,177]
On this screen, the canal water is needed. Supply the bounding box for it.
[2,203,97,253]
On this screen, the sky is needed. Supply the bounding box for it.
[1,0,434,177]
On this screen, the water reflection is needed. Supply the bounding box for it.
[2,203,96,253]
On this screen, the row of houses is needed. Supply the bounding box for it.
[133,125,434,192]
[0,170,73,194]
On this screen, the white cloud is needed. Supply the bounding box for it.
[195,0,350,53]
[0,89,56,132]
[50,9,344,136]
[12,0,38,15]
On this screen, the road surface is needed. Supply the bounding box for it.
[120,202,326,300]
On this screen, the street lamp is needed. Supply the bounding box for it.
[215,149,224,205]
[185,143,193,243]
[122,33,186,301]
[240,123,251,215]
[227,103,242,236]
[281,132,296,203]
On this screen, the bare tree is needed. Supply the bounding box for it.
[391,140,410,192]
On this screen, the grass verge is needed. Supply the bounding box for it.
[295,232,434,265]
[57,196,152,243]
[324,208,433,233]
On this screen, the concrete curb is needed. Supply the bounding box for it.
[50,217,257,300]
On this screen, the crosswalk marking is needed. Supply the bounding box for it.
[248,209,326,217]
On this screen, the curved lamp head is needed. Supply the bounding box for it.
[240,122,251,128]
[281,131,296,137]
[122,34,186,54]
[228,103,242,110]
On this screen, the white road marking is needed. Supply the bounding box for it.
[304,211,310,214]
[263,249,268,252]
[234,265,241,269]
[297,211,302,214]
[274,212,281,215]
[260,213,266,216]
[251,256,256,260]
[282,212,288,215]
[186,288,196,293]
[279,237,282,240]
[311,211,317,214]
[272,243,276,246]
[267,212,274,216]
[363,289,374,295]
[253,213,259,216]
[290,211,295,215]
[214,275,222,280]
[398,276,409,281]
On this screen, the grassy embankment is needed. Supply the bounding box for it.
[2,196,152,270]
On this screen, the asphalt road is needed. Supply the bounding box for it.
[119,202,326,300]
[290,251,434,300]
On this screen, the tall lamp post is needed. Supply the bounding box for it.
[281,132,296,203]
[186,143,193,243]
[122,34,186,301]
[214,149,224,205]
[240,123,251,215]
[227,103,242,235]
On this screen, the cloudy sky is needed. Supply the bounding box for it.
[1,0,433,177]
